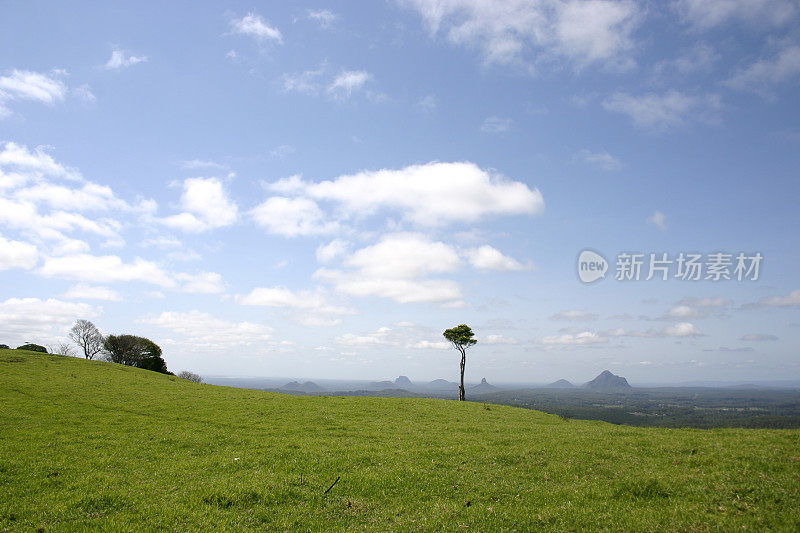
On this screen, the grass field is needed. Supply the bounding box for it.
[1,349,799,531]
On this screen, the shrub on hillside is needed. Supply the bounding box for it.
[0,344,9,349]
[177,370,203,383]
[16,343,48,353]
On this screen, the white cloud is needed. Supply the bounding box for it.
[336,329,394,346]
[62,283,122,301]
[237,286,352,326]
[175,271,226,294]
[296,161,543,227]
[267,176,307,194]
[481,116,512,133]
[666,305,706,319]
[0,70,67,117]
[409,340,450,349]
[73,84,96,103]
[575,149,621,171]
[230,13,282,43]
[647,210,667,231]
[38,253,174,287]
[399,0,640,70]
[741,333,778,341]
[161,177,238,232]
[238,286,324,308]
[314,234,467,305]
[140,236,182,249]
[336,324,450,349]
[677,0,797,29]
[249,196,337,237]
[653,43,719,78]
[540,331,608,345]
[725,44,800,97]
[748,289,800,307]
[345,233,461,278]
[607,322,705,338]
[180,159,226,170]
[307,9,339,28]
[0,141,81,184]
[103,48,147,70]
[316,239,349,263]
[315,267,463,305]
[663,322,704,337]
[269,144,295,158]
[142,310,274,349]
[328,70,373,97]
[483,334,519,344]
[603,91,721,130]
[0,297,98,345]
[0,235,38,270]
[465,245,528,271]
[15,182,129,212]
[0,196,125,247]
[677,296,732,307]
[550,310,598,321]
[282,65,325,95]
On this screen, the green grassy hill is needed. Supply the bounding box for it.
[1,349,799,531]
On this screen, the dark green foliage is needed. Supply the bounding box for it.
[0,344,8,349]
[103,335,168,374]
[442,324,477,348]
[16,343,47,353]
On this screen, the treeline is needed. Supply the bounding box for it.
[1,319,202,383]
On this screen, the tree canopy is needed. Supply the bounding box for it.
[443,324,477,350]
[68,319,104,360]
[103,335,169,374]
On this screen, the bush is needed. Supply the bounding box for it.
[177,370,203,383]
[16,343,48,353]
[0,344,9,349]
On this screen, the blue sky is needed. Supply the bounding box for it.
[1,0,798,383]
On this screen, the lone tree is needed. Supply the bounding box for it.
[443,324,477,401]
[68,319,104,360]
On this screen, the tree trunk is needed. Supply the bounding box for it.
[458,349,466,401]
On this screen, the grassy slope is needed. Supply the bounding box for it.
[1,350,798,532]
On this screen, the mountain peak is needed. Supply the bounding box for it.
[585,370,630,390]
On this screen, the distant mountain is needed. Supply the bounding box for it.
[584,370,631,390]
[282,381,323,393]
[395,376,413,387]
[427,379,458,390]
[369,380,394,389]
[545,379,575,389]
[470,377,499,394]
